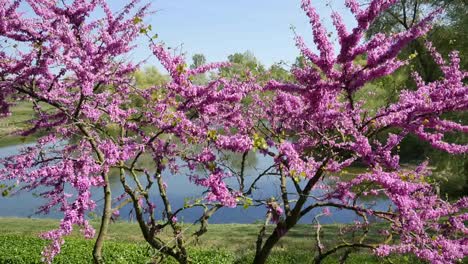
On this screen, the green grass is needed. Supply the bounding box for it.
[0,102,45,147]
[0,218,425,264]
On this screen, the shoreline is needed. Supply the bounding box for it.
[0,135,38,148]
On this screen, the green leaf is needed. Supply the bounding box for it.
[176,63,187,74]
[290,169,297,177]
[207,162,216,172]
[133,16,143,24]
[242,197,253,209]
[408,51,418,60]
[207,130,218,140]
[252,133,267,150]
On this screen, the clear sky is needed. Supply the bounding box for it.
[112,0,357,69]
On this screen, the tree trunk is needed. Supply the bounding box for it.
[253,227,285,264]
[93,173,112,263]
[253,169,324,264]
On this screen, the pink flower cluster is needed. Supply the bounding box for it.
[193,170,238,208]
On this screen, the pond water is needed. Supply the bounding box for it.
[0,144,392,224]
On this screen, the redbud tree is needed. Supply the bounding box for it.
[247,0,467,263]
[0,0,259,263]
[0,0,467,264]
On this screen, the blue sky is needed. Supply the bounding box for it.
[114,0,357,69]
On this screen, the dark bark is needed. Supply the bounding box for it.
[253,169,325,264]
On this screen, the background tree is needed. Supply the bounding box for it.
[267,63,294,82]
[134,66,168,89]
[190,53,207,69]
[189,53,209,84]
[367,0,468,197]
[220,51,266,80]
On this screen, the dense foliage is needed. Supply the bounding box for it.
[0,0,466,264]
[366,0,468,198]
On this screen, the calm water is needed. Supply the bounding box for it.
[0,144,391,224]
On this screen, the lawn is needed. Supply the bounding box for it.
[0,218,424,264]
[0,102,45,148]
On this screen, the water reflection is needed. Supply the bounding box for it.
[0,144,391,224]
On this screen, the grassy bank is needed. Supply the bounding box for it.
[0,218,424,264]
[0,102,42,148]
